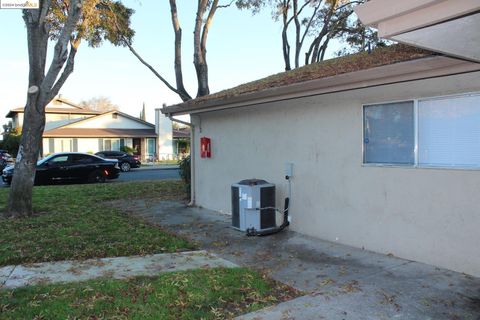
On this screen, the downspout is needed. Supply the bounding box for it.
[166,111,195,207]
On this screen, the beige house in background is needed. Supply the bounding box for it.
[7,97,157,160]
[161,0,480,277]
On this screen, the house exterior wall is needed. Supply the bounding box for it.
[43,138,97,155]
[68,114,151,129]
[13,113,23,129]
[41,137,152,160]
[77,138,100,154]
[155,110,174,160]
[192,71,480,277]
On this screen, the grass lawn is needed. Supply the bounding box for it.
[0,181,194,266]
[155,159,180,165]
[0,268,299,319]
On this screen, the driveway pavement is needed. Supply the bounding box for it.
[116,168,180,182]
[120,199,480,320]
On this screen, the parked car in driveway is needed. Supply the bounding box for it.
[95,151,141,172]
[0,150,14,171]
[2,152,120,185]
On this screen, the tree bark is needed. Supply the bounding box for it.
[281,0,291,71]
[6,1,82,218]
[193,0,212,97]
[293,0,301,69]
[169,0,191,102]
[7,89,45,217]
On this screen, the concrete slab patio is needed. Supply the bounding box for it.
[121,199,480,320]
[0,250,237,289]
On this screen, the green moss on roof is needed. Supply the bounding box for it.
[181,44,435,106]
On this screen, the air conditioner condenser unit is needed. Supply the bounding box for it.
[231,179,289,236]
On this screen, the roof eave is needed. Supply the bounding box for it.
[162,56,480,116]
[355,0,480,63]
[354,0,480,37]
[43,134,157,138]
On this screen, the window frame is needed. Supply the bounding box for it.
[146,138,156,156]
[103,139,121,151]
[362,92,480,171]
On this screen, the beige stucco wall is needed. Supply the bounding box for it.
[77,138,100,154]
[192,71,480,277]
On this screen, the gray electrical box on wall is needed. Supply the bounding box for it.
[231,179,276,232]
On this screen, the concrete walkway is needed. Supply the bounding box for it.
[0,251,236,289]
[121,199,480,320]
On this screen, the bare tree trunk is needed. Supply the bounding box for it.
[298,1,322,66]
[7,92,46,217]
[305,6,332,65]
[6,1,82,218]
[318,37,330,61]
[293,0,301,69]
[169,0,191,102]
[281,0,291,71]
[193,1,208,97]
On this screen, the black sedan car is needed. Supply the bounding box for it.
[95,151,141,172]
[2,152,120,185]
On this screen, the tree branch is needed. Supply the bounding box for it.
[200,0,219,61]
[103,0,192,101]
[42,0,82,92]
[217,0,235,9]
[299,1,322,50]
[126,41,192,101]
[280,0,292,70]
[169,0,192,102]
[47,44,77,102]
[38,0,52,25]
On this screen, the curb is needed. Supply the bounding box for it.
[135,165,179,171]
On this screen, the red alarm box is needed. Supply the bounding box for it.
[200,137,211,158]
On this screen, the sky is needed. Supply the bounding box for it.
[0,1,339,125]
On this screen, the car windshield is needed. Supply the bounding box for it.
[37,154,58,166]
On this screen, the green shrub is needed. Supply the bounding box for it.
[0,129,21,157]
[120,145,135,154]
[178,155,191,194]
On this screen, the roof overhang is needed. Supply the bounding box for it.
[355,0,480,62]
[162,56,480,116]
[6,108,101,118]
[43,128,157,138]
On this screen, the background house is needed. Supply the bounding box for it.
[162,38,480,277]
[7,97,157,161]
[173,127,190,158]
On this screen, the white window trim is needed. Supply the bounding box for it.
[362,92,480,171]
[103,138,121,151]
[146,138,156,156]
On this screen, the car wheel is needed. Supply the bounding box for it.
[88,170,106,183]
[120,162,131,172]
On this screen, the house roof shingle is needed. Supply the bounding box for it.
[43,128,157,138]
[6,107,101,118]
[173,44,435,109]
[173,127,190,139]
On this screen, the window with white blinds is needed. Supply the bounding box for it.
[363,93,480,169]
[419,94,480,168]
